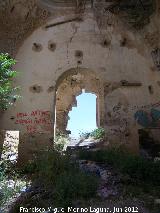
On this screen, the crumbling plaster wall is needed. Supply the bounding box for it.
[0,2,160,161]
[0,0,51,56]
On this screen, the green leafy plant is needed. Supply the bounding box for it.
[0,159,26,208]
[22,149,99,207]
[78,148,160,213]
[90,128,105,140]
[79,128,105,140]
[78,148,160,185]
[79,131,90,139]
[54,130,69,152]
[0,53,20,111]
[54,169,98,207]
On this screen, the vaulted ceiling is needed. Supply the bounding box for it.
[0,0,50,56]
[0,0,157,56]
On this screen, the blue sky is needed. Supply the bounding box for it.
[67,92,97,138]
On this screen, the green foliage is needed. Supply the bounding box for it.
[35,150,71,183]
[78,148,160,185]
[79,131,90,139]
[0,177,26,207]
[54,131,69,152]
[78,148,160,212]
[54,168,98,207]
[0,160,26,207]
[90,128,105,139]
[79,128,105,140]
[0,159,20,180]
[21,159,38,175]
[23,149,99,207]
[0,53,20,111]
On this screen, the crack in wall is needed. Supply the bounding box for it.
[66,24,79,64]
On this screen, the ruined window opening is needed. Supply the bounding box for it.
[67,93,97,138]
[148,85,154,94]
[54,68,104,137]
[1,131,19,162]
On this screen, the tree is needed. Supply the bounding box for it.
[0,53,20,111]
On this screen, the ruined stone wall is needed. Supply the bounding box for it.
[1,1,160,161]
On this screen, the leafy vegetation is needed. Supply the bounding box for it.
[21,149,99,208]
[78,148,160,185]
[1,146,160,212]
[90,128,105,139]
[54,130,69,152]
[79,131,90,139]
[0,53,20,111]
[79,127,105,140]
[0,160,26,208]
[78,148,160,213]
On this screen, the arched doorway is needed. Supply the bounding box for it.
[54,68,105,136]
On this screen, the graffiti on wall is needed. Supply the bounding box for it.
[105,102,129,138]
[15,110,53,133]
[134,102,160,128]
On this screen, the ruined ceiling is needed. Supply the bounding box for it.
[0,0,50,56]
[0,0,157,56]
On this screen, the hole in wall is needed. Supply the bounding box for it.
[121,80,128,86]
[47,86,55,93]
[148,85,154,94]
[10,6,15,13]
[77,60,82,65]
[29,85,43,93]
[120,38,127,47]
[48,41,56,52]
[10,116,15,120]
[75,50,83,58]
[107,112,111,118]
[125,132,130,137]
[32,43,42,52]
[101,39,111,48]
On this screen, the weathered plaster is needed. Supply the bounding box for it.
[1,1,160,161]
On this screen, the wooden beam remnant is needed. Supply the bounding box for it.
[120,80,142,87]
[45,17,83,29]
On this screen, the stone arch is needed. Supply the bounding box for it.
[54,67,105,134]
